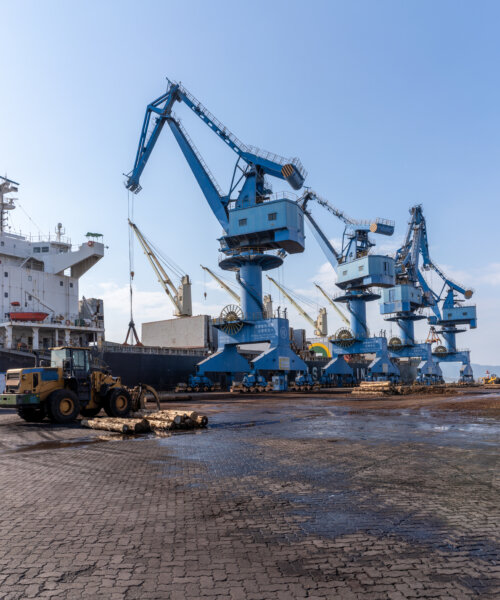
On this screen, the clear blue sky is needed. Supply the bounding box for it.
[1,1,498,364]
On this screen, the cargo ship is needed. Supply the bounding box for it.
[0,175,105,372]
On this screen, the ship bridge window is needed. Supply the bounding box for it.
[239,219,247,227]
[59,281,64,287]
[268,212,277,221]
[0,241,4,247]
[70,282,73,288]
[42,247,49,253]
[4,292,7,298]
[4,272,7,277]
[34,247,40,254]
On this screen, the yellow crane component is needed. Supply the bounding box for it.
[201,264,241,303]
[129,220,192,317]
[266,275,327,337]
[314,283,350,327]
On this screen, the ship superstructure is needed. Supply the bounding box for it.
[0,176,105,352]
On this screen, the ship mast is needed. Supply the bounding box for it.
[0,175,18,234]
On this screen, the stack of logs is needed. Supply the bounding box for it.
[81,409,208,435]
[351,381,394,397]
[351,381,448,397]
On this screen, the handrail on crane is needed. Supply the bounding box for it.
[168,78,307,180]
[125,77,307,227]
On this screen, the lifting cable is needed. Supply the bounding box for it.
[124,191,140,345]
[128,190,135,324]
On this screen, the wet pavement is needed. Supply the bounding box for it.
[0,391,498,599]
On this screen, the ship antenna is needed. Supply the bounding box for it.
[0,175,18,234]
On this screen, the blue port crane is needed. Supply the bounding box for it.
[381,205,476,381]
[299,190,400,382]
[126,78,309,387]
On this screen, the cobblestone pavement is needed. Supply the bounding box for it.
[0,393,498,599]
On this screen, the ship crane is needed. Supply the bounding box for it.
[126,78,308,384]
[200,265,240,303]
[299,190,400,382]
[266,275,327,337]
[382,205,476,381]
[129,220,192,317]
[314,284,350,327]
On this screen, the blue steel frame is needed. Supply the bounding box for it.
[382,205,476,381]
[299,191,400,382]
[125,78,309,381]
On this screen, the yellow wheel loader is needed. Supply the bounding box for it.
[0,347,132,424]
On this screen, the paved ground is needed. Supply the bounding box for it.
[0,390,498,599]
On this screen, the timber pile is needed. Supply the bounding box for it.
[351,382,448,397]
[351,381,394,396]
[81,409,208,435]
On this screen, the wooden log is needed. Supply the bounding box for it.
[147,418,174,432]
[81,418,150,434]
[147,411,186,426]
[81,418,130,433]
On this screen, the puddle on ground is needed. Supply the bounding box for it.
[1,435,124,454]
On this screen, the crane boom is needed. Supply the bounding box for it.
[314,284,350,326]
[201,265,240,303]
[126,78,307,231]
[129,220,192,317]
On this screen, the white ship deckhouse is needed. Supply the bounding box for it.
[0,176,105,352]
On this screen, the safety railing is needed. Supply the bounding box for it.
[172,80,307,179]
[374,217,395,227]
[172,116,225,197]
[102,342,210,356]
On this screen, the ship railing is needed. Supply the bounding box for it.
[5,231,73,245]
[102,342,209,356]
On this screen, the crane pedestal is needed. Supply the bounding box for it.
[327,290,400,382]
[431,326,474,382]
[197,316,307,377]
[325,336,400,382]
[389,342,443,384]
[197,250,307,383]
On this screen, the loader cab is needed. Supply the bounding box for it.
[51,347,92,401]
[51,347,90,375]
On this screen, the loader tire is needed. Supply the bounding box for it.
[17,405,46,423]
[47,389,80,424]
[104,388,132,418]
[80,406,101,418]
